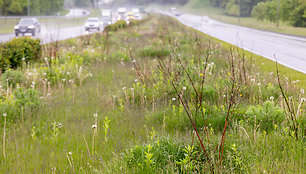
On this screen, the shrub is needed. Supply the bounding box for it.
[123,137,186,173]
[104,20,127,32]
[245,100,285,131]
[128,20,140,26]
[1,69,25,89]
[0,37,41,72]
[14,87,41,110]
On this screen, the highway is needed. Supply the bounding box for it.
[0,8,89,44]
[167,12,306,74]
[1,10,305,73]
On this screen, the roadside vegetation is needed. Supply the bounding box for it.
[0,15,305,173]
[183,0,306,36]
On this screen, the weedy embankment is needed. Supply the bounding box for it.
[0,15,305,173]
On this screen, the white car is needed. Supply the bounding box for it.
[101,10,113,27]
[170,7,180,16]
[85,18,102,31]
[117,7,127,20]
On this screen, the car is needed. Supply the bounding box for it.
[101,10,113,27]
[126,12,135,22]
[117,8,127,21]
[85,18,102,31]
[14,18,40,37]
[170,7,181,16]
[132,8,140,14]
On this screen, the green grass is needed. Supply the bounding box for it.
[0,15,305,173]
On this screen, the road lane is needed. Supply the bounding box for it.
[168,13,306,74]
[0,25,91,44]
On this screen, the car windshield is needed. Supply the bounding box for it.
[87,19,98,23]
[19,20,34,25]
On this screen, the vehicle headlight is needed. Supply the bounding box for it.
[28,25,34,29]
[14,26,19,29]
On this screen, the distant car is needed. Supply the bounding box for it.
[170,7,180,16]
[132,8,140,14]
[14,18,40,37]
[118,7,127,21]
[134,14,142,20]
[85,18,102,31]
[127,12,135,22]
[101,10,113,27]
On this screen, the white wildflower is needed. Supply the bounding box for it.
[93,113,98,117]
[182,87,187,91]
[270,96,274,101]
[172,98,176,101]
[3,113,7,117]
[92,125,97,129]
[300,89,304,94]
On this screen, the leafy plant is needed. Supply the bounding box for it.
[245,100,285,131]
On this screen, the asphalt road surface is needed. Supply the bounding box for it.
[167,12,306,74]
[0,25,87,44]
[0,8,90,44]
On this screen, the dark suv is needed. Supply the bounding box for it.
[14,18,41,37]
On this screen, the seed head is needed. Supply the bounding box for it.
[3,113,7,117]
[182,87,186,91]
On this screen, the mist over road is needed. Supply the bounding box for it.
[167,12,306,74]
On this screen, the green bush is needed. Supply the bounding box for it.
[14,87,41,110]
[0,37,41,72]
[123,137,186,173]
[104,20,128,32]
[1,69,25,89]
[245,100,285,131]
[128,20,140,26]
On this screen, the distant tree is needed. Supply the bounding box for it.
[8,0,22,14]
[225,0,239,16]
[252,0,306,27]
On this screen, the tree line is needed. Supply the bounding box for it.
[0,0,64,15]
[209,0,306,27]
